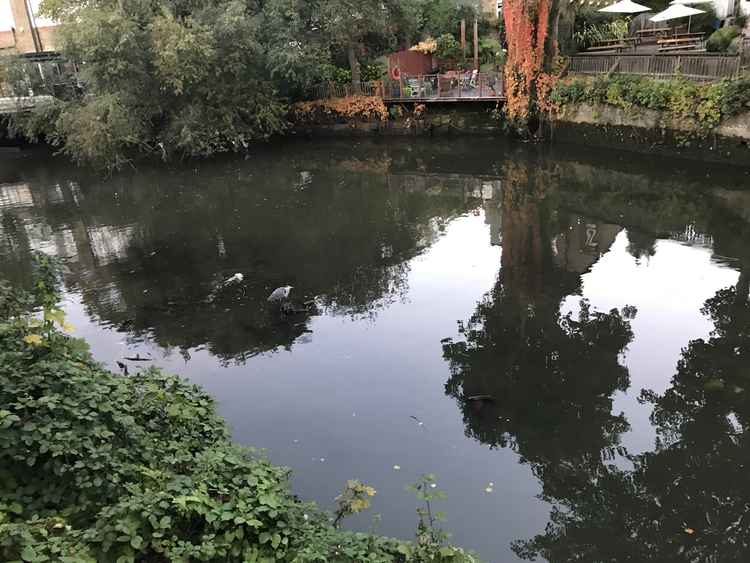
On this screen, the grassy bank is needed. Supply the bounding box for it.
[0,256,479,563]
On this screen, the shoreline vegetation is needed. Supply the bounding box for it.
[0,256,481,561]
[5,1,750,169]
[551,75,750,135]
[4,0,497,171]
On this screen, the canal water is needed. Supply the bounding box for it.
[1,138,749,562]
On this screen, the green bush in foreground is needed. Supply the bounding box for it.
[0,256,479,563]
[551,74,750,132]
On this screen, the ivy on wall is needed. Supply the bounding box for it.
[551,75,750,133]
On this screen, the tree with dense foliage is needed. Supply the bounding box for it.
[12,0,438,168]
[43,0,288,168]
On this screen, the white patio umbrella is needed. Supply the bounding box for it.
[670,0,713,4]
[598,0,652,13]
[651,3,706,32]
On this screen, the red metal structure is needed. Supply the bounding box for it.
[388,50,436,80]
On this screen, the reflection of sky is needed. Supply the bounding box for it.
[64,213,552,563]
[58,206,746,562]
[562,232,740,456]
[9,175,741,563]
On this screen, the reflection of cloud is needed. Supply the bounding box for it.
[0,183,33,208]
[87,225,135,265]
[30,226,76,258]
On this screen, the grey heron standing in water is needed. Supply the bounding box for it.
[267,285,293,303]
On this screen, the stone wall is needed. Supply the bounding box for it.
[553,103,750,165]
[290,103,505,138]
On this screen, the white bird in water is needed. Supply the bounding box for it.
[222,273,244,287]
[267,285,293,302]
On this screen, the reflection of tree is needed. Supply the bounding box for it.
[443,156,636,506]
[0,150,483,363]
[513,248,750,562]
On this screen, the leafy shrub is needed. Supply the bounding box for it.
[321,63,353,86]
[706,26,740,52]
[436,34,463,62]
[291,96,390,124]
[574,19,630,51]
[479,38,506,68]
[362,62,386,82]
[0,257,480,563]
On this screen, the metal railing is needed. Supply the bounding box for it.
[306,81,382,100]
[0,56,82,100]
[569,53,741,81]
[383,71,505,101]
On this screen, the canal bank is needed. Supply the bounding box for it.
[290,101,505,138]
[552,103,750,166]
[289,98,750,165]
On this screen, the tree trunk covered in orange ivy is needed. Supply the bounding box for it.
[502,0,562,132]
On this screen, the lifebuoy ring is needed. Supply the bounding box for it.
[391,66,401,80]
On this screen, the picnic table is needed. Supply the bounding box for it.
[635,27,671,42]
[658,37,704,52]
[657,36,704,52]
[636,27,670,36]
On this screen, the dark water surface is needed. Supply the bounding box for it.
[2,139,750,562]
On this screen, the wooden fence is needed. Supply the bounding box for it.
[568,54,741,80]
[741,37,750,69]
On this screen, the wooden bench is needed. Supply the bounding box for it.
[658,45,706,53]
[657,37,702,45]
[673,32,705,40]
[593,37,639,47]
[586,43,628,53]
